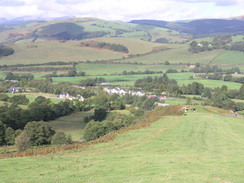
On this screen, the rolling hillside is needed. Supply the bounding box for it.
[0,17,188,45]
[0,17,243,66]
[1,106,243,182]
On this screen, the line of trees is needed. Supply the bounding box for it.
[189,35,244,53]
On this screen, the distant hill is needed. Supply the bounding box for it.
[0,18,7,24]
[0,17,188,45]
[130,17,244,35]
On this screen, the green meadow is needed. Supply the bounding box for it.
[0,41,125,65]
[6,92,64,104]
[211,51,244,65]
[176,78,243,90]
[76,63,184,75]
[1,106,243,182]
[49,111,93,141]
[114,46,226,64]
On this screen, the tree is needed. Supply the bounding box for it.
[142,97,159,110]
[9,95,29,105]
[202,87,212,99]
[51,131,72,145]
[0,121,6,145]
[186,98,192,105]
[34,96,50,104]
[93,108,108,121]
[165,61,170,65]
[238,84,244,99]
[224,74,232,81]
[0,94,9,101]
[24,121,56,146]
[5,127,15,145]
[15,131,30,152]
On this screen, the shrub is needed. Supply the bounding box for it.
[5,127,15,145]
[15,131,30,152]
[0,121,6,145]
[24,121,56,146]
[51,131,72,145]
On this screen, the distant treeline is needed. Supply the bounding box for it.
[191,65,241,74]
[5,72,34,81]
[0,61,74,69]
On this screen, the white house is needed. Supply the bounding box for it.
[136,91,145,96]
[155,102,170,107]
[59,92,70,99]
[7,86,21,93]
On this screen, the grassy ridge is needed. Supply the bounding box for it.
[0,106,243,182]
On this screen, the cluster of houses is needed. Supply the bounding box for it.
[103,87,146,96]
[58,92,84,101]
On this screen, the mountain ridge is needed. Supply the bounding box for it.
[130,16,244,35]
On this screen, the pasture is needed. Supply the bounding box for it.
[49,111,93,141]
[176,78,243,90]
[76,63,184,75]
[113,46,226,65]
[0,41,125,65]
[0,106,243,182]
[6,92,64,104]
[211,51,244,65]
[51,72,243,90]
[93,37,165,55]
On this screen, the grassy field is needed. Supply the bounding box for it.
[93,37,165,55]
[49,111,94,141]
[177,78,243,90]
[211,51,244,65]
[114,46,226,65]
[0,106,243,182]
[76,63,185,75]
[52,74,166,85]
[6,92,64,104]
[51,72,243,89]
[0,40,125,65]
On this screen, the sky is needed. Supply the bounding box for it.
[0,0,244,21]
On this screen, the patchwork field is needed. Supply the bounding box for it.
[0,106,243,182]
[50,72,243,90]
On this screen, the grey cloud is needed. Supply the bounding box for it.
[0,0,25,6]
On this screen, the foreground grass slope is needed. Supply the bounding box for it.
[1,106,243,183]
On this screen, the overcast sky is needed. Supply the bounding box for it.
[1,0,244,21]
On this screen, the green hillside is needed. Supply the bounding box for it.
[0,17,188,45]
[0,40,125,65]
[1,106,243,182]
